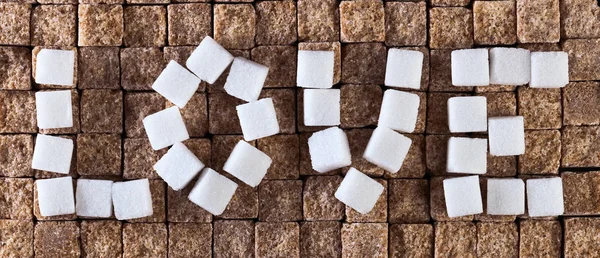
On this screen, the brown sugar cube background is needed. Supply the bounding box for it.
[211,135,250,173]
[300,221,342,257]
[34,221,80,258]
[561,171,600,215]
[81,220,122,258]
[560,0,600,39]
[255,222,300,258]
[0,178,33,220]
[473,1,516,46]
[430,50,473,92]
[429,7,473,49]
[167,181,212,222]
[259,180,303,222]
[259,89,296,134]
[122,223,167,258]
[299,133,340,176]
[0,220,33,257]
[78,4,123,46]
[386,134,426,179]
[389,224,433,258]
[475,177,516,222]
[0,47,31,90]
[564,218,600,257]
[341,43,386,84]
[0,3,30,46]
[516,0,560,43]
[426,93,470,134]
[517,87,562,129]
[80,0,122,3]
[341,223,388,258]
[0,134,33,177]
[124,92,166,138]
[168,223,212,258]
[213,220,255,258]
[518,130,561,175]
[251,46,297,87]
[477,222,518,258]
[77,133,121,176]
[478,91,517,117]
[302,176,344,221]
[431,0,469,7]
[120,47,165,91]
[563,81,600,126]
[128,180,165,223]
[78,47,120,90]
[126,0,167,5]
[297,0,339,42]
[385,2,427,47]
[430,177,474,221]
[389,179,430,223]
[475,84,516,93]
[218,179,258,219]
[208,93,244,135]
[297,89,332,133]
[255,1,297,45]
[38,89,80,135]
[183,138,211,166]
[519,220,562,258]
[298,41,341,84]
[561,126,600,167]
[426,135,451,176]
[167,4,211,46]
[34,135,77,179]
[166,93,208,137]
[340,0,385,43]
[32,46,78,89]
[81,90,123,133]
[434,222,476,257]
[214,4,255,49]
[0,91,36,133]
[346,129,384,177]
[564,39,600,81]
[123,6,166,47]
[31,5,76,47]
[346,179,387,223]
[123,138,164,179]
[340,84,382,128]
[413,91,428,132]
[257,135,299,179]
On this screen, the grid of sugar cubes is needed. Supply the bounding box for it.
[308,127,352,173]
[31,134,74,174]
[297,50,335,88]
[530,51,569,88]
[143,106,190,150]
[35,49,75,86]
[378,89,420,133]
[152,60,201,108]
[384,49,424,89]
[486,178,525,215]
[186,36,234,84]
[489,48,531,85]
[334,167,384,214]
[363,126,412,174]
[224,57,269,102]
[76,179,113,218]
[37,177,75,217]
[451,49,490,86]
[35,90,73,129]
[303,89,340,126]
[112,179,153,220]
[447,96,487,133]
[223,140,272,187]
[443,175,483,217]
[526,177,564,217]
[154,142,205,191]
[188,168,238,216]
[488,116,525,156]
[236,98,280,141]
[446,137,487,174]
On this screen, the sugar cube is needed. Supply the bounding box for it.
[530,52,569,88]
[488,116,525,156]
[112,179,153,220]
[446,137,487,174]
[297,50,335,88]
[363,126,412,173]
[35,90,73,129]
[303,89,340,126]
[224,57,269,102]
[489,48,531,85]
[447,96,487,133]
[152,60,201,108]
[236,98,280,141]
[35,49,75,86]
[487,178,525,215]
[31,134,74,174]
[451,49,490,86]
[188,168,238,216]
[186,36,234,84]
[384,49,424,89]
[526,177,564,217]
[308,127,352,173]
[154,142,205,191]
[76,179,113,218]
[142,106,190,150]
[443,175,484,217]
[223,141,272,187]
[334,167,384,214]
[37,177,75,217]
[377,89,420,133]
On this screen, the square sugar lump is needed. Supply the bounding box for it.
[303,89,340,126]
[489,48,531,85]
[378,89,420,133]
[486,178,525,215]
[530,52,569,88]
[236,98,280,141]
[363,126,412,173]
[143,106,190,150]
[446,137,487,174]
[443,175,484,217]
[37,176,75,217]
[35,49,75,86]
[223,140,272,187]
[32,134,74,174]
[447,96,487,133]
[152,60,201,108]
[526,177,564,217]
[334,167,384,214]
[451,49,490,86]
[297,50,335,88]
[384,49,424,89]
[188,168,238,216]
[308,127,352,173]
[76,179,113,218]
[488,116,525,156]
[186,36,234,84]
[112,179,153,220]
[35,90,73,129]
[224,57,269,102]
[154,142,205,191]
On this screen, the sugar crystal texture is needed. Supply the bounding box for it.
[363,126,412,173]
[154,142,205,191]
[35,49,75,86]
[76,179,113,218]
[530,52,569,88]
[152,60,201,108]
[31,134,74,174]
[384,49,424,89]
[489,48,531,85]
[334,167,384,214]
[308,127,352,173]
[236,98,280,141]
[186,36,234,84]
[142,106,190,150]
[188,168,238,216]
[446,137,487,174]
[37,176,75,217]
[486,178,525,215]
[378,89,420,133]
[35,90,73,129]
[488,116,525,156]
[224,57,269,102]
[223,140,272,187]
[526,177,564,217]
[443,175,483,217]
[451,49,490,86]
[303,89,340,126]
[297,50,335,88]
[111,179,153,220]
[447,96,487,133]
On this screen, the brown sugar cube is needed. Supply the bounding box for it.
[345,129,384,177]
[341,223,388,258]
[80,0,123,3]
[385,2,427,47]
[208,49,250,93]
[518,130,561,175]
[429,7,473,49]
[475,85,516,93]
[562,126,600,167]
[123,138,164,179]
[431,0,469,7]
[475,177,516,222]
[77,133,121,176]
[517,87,562,129]
[412,91,428,131]
[340,84,382,128]
[486,153,517,177]
[297,0,339,42]
[339,0,385,43]
[430,50,473,92]
[218,179,258,219]
[128,180,165,223]
[519,220,561,258]
[31,5,76,47]
[389,179,430,223]
[169,223,212,258]
[426,135,450,176]
[259,89,296,134]
[341,43,386,84]
[120,47,165,91]
[560,0,600,39]
[0,220,33,257]
[518,43,561,52]
[0,47,31,90]
[297,89,331,133]
[78,4,123,46]
[255,222,300,258]
[214,4,255,49]
[303,176,344,221]
[251,46,297,87]
[123,223,167,258]
[298,42,341,84]
[0,3,30,45]
[426,93,470,134]
[299,133,340,176]
[477,91,517,117]
[259,180,303,222]
[183,138,211,165]
[81,90,123,133]
[32,47,78,88]
[212,135,250,173]
[0,178,33,220]
[564,39,600,81]
[124,92,166,138]
[81,220,122,258]
[167,4,211,46]
[257,135,299,179]
[126,0,167,5]
[477,222,518,258]
[430,177,474,221]
[78,47,120,89]
[166,93,208,137]
[124,6,166,47]
[34,135,77,179]
[300,221,341,257]
[0,134,33,177]
[561,171,600,215]
[213,220,255,258]
[256,1,297,45]
[389,224,433,258]
[346,179,387,223]
[473,1,517,45]
[34,222,80,258]
[38,89,80,135]
[386,134,426,179]
[516,0,560,43]
[563,81,600,125]
[434,222,476,257]
[163,46,194,66]
[167,182,212,222]
[208,93,244,134]
[564,217,600,256]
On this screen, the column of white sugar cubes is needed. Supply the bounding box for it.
[35,49,75,86]
[143,106,190,150]
[224,57,269,102]
[308,127,352,173]
[154,142,205,191]
[76,179,113,218]
[112,179,153,220]
[446,137,487,174]
[334,167,384,214]
[363,126,412,173]
[31,134,74,174]
[378,90,420,133]
[236,98,280,141]
[486,178,525,215]
[35,90,73,129]
[530,52,569,88]
[188,168,238,216]
[186,36,234,84]
[303,89,340,126]
[384,49,424,90]
[152,60,201,108]
[37,177,75,216]
[526,177,564,217]
[488,116,525,156]
[451,49,490,86]
[223,140,272,187]
[443,175,483,217]
[297,50,335,88]
[489,48,531,85]
[447,96,487,133]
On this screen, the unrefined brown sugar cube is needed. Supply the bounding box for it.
[389,179,430,223]
[561,171,600,215]
[426,135,451,176]
[426,93,470,134]
[81,90,123,133]
[78,4,123,46]
[385,2,427,47]
[477,222,518,258]
[167,182,212,222]
[0,134,33,177]
[120,48,165,91]
[77,133,121,176]
[297,0,339,42]
[516,0,560,43]
[341,223,388,258]
[435,222,476,257]
[389,224,433,258]
[208,93,244,135]
[126,0,167,5]
[0,178,33,220]
[519,220,562,258]
[218,180,258,219]
[124,92,166,138]
[214,4,255,49]
[473,1,516,46]
[346,179,387,223]
[430,177,474,221]
[0,3,30,46]
[0,91,36,133]
[478,92,517,117]
[564,218,600,257]
[123,223,167,258]
[166,93,208,137]
[0,220,33,257]
[486,154,517,177]
[431,0,469,7]
[429,7,473,49]
[518,130,561,175]
[563,81,600,125]
[475,85,516,93]
[257,135,299,179]
[31,5,76,47]
[163,46,194,67]
[251,46,296,87]
[430,50,473,92]
[34,135,78,179]
[0,47,30,90]
[340,0,385,43]
[298,42,341,84]
[341,43,386,84]
[167,4,211,46]
[255,222,300,258]
[256,1,297,45]
[561,126,600,167]
[34,221,80,258]
[81,221,122,258]
[346,129,384,177]
[129,180,165,223]
[213,220,255,258]
[412,91,428,131]
[259,180,303,222]
[124,6,166,47]
[564,39,600,81]
[183,138,211,165]
[303,176,344,221]
[123,138,164,179]
[300,221,341,257]
[386,134,426,179]
[78,47,120,89]
[517,87,562,129]
[211,135,247,173]
[259,89,296,134]
[38,89,80,135]
[560,0,600,39]
[169,223,212,258]
[340,84,382,128]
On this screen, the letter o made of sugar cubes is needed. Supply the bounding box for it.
[142,106,190,150]
[188,168,238,216]
[186,36,234,84]
[223,141,272,187]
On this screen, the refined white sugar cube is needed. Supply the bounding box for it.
[297,50,335,88]
[334,167,384,214]
[489,48,531,85]
[443,175,484,217]
[35,49,75,86]
[526,177,564,217]
[152,60,201,108]
[188,168,238,216]
[530,52,569,88]
[363,127,412,173]
[223,141,272,187]
[303,89,340,126]
[112,179,153,220]
[451,49,490,86]
[37,177,75,217]
[487,178,525,215]
[76,179,113,218]
[447,96,487,133]
[308,127,352,173]
[224,57,269,102]
[35,90,73,129]
[446,137,487,174]
[384,49,424,89]
[31,134,74,174]
[154,142,205,191]
[143,106,190,150]
[186,36,234,84]
[378,90,420,133]
[236,98,280,141]
[488,116,525,156]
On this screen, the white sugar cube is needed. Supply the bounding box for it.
[363,127,412,173]
[35,49,75,86]
[31,134,74,174]
[297,50,335,88]
[488,116,525,156]
[143,106,190,150]
[447,96,487,133]
[530,52,569,88]
[334,167,384,214]
[152,60,201,108]
[451,49,490,86]
[223,141,272,187]
[76,179,113,218]
[35,90,73,129]
[188,168,238,216]
[487,178,525,215]
[447,137,487,174]
[154,142,205,191]
[526,177,564,217]
[443,175,483,217]
[186,36,234,84]
[384,49,424,89]
[224,57,269,102]
[37,177,75,217]
[303,89,340,126]
[308,127,352,173]
[489,48,531,85]
[236,98,280,141]
[378,89,420,133]
[112,179,153,220]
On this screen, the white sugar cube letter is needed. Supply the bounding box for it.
[143,106,190,150]
[112,179,153,220]
[308,127,352,173]
[224,57,269,102]
[363,127,412,173]
[489,48,531,85]
[186,36,234,84]
[335,167,384,214]
[188,168,238,216]
[31,134,74,174]
[448,96,487,133]
[451,49,490,86]
[447,137,487,174]
[35,49,75,86]
[526,178,564,217]
[443,175,483,217]
[297,50,335,88]
[154,142,205,191]
[35,90,73,129]
[304,89,340,126]
[487,178,525,215]
[530,52,569,88]
[488,116,525,156]
[76,179,113,218]
[236,98,280,141]
[152,60,201,108]
[223,141,272,187]
[37,177,75,216]
[378,90,420,133]
[384,49,424,89]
